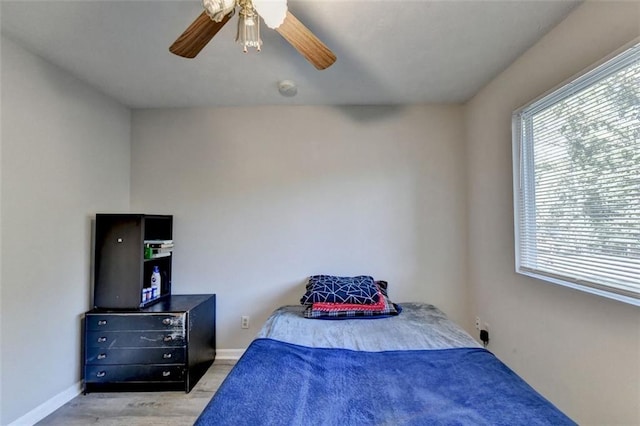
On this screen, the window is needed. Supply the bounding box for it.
[512,41,640,306]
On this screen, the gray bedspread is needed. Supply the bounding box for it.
[256,302,481,351]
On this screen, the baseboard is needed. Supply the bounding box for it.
[8,381,82,426]
[9,351,240,424]
[216,349,245,361]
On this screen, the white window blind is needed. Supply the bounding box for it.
[513,41,640,306]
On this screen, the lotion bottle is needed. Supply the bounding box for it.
[151,266,161,299]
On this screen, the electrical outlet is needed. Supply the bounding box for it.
[241,316,250,329]
[475,316,481,330]
[484,322,490,332]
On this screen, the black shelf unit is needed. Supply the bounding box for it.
[94,213,173,309]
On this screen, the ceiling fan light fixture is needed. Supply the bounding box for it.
[252,0,287,29]
[236,1,262,53]
[203,0,235,22]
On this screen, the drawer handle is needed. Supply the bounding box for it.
[163,336,173,342]
[97,353,107,360]
[162,371,171,377]
[96,371,106,378]
[162,318,173,326]
[97,337,107,343]
[163,353,172,359]
[97,320,107,326]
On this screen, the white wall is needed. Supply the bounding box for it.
[131,105,469,349]
[465,2,640,424]
[0,29,4,426]
[0,36,131,425]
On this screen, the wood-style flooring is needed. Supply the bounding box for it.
[37,360,235,426]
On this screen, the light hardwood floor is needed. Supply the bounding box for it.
[37,361,235,426]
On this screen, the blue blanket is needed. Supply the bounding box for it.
[195,339,575,426]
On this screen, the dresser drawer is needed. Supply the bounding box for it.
[85,347,186,365]
[85,364,185,384]
[86,313,185,331]
[83,295,216,393]
[86,331,185,348]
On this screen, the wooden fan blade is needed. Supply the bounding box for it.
[170,11,233,59]
[275,11,336,70]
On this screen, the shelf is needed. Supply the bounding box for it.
[144,252,172,260]
[140,293,169,308]
[94,214,173,310]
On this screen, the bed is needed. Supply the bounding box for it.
[195,278,575,425]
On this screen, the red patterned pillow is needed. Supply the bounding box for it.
[303,294,401,319]
[312,290,387,312]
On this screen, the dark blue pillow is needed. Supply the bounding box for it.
[375,280,389,297]
[306,278,388,296]
[300,275,380,305]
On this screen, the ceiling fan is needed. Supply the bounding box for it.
[169,0,336,70]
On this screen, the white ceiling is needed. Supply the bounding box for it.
[0,0,581,108]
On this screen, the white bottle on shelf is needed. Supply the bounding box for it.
[151,266,161,299]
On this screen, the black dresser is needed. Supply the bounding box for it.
[83,294,216,393]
